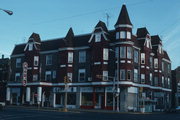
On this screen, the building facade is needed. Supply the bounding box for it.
[172,66,180,108]
[0,55,10,103]
[7,5,171,112]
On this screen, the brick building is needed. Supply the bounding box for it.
[7,5,171,112]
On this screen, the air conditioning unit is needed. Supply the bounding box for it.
[88,77,92,81]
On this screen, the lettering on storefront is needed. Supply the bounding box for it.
[53,87,77,93]
[95,87,104,92]
[80,87,93,92]
[106,87,114,92]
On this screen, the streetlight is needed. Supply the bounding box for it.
[109,48,120,112]
[0,8,13,15]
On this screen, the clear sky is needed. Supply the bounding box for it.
[0,0,180,69]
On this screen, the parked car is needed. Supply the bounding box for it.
[176,106,180,111]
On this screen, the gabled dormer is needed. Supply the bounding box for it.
[24,33,41,52]
[114,4,133,40]
[88,21,109,43]
[151,35,163,54]
[63,27,74,47]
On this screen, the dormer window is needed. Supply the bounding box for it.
[28,43,33,51]
[95,33,101,42]
[120,31,126,39]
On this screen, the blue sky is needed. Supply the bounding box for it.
[0,0,180,69]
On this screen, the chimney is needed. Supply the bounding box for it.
[2,54,4,59]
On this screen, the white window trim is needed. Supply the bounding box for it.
[95,33,101,42]
[78,69,86,82]
[34,56,39,66]
[103,48,109,60]
[68,52,73,63]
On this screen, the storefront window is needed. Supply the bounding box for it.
[82,93,93,106]
[106,93,113,106]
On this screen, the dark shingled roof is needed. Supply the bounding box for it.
[115,4,132,26]
[163,50,171,61]
[11,44,26,55]
[136,27,149,38]
[64,28,74,47]
[28,33,41,43]
[151,35,162,45]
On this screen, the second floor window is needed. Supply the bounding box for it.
[103,48,109,60]
[79,51,86,63]
[46,55,52,65]
[134,50,139,63]
[127,70,131,80]
[16,58,21,68]
[141,53,145,64]
[120,69,125,80]
[68,52,73,63]
[154,77,158,86]
[134,69,138,82]
[34,56,39,66]
[127,47,132,59]
[150,56,153,68]
[45,71,51,81]
[15,73,21,82]
[154,58,158,68]
[141,74,145,83]
[120,46,126,58]
[78,69,85,82]
[33,74,38,81]
[150,73,153,85]
[103,71,108,81]
[67,73,72,82]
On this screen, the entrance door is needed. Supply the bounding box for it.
[12,93,18,105]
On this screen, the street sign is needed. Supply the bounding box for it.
[22,62,28,86]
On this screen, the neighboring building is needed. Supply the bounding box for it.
[0,55,10,103]
[172,66,180,108]
[7,5,171,112]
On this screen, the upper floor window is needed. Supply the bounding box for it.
[46,55,52,65]
[103,71,108,81]
[127,70,131,80]
[33,74,38,81]
[79,51,86,63]
[120,46,126,58]
[162,62,164,72]
[134,69,138,82]
[141,53,145,64]
[120,31,126,39]
[116,32,120,39]
[28,43,33,51]
[127,32,131,39]
[162,76,164,87]
[15,73,21,82]
[67,72,72,82]
[95,33,101,42]
[120,69,125,80]
[154,58,158,68]
[150,73,153,85]
[53,71,56,79]
[45,71,51,81]
[168,78,170,88]
[154,77,158,86]
[103,48,109,60]
[16,58,21,68]
[134,50,139,63]
[78,69,86,82]
[168,64,171,73]
[34,56,39,66]
[68,52,73,63]
[149,56,153,68]
[115,47,119,58]
[127,47,132,59]
[141,74,145,84]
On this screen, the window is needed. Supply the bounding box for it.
[150,56,153,68]
[167,78,170,88]
[141,53,145,64]
[16,58,21,68]
[154,58,158,68]
[167,64,171,73]
[53,71,56,79]
[78,69,85,82]
[162,76,164,87]
[45,71,51,81]
[116,32,120,39]
[120,69,125,80]
[127,32,131,39]
[146,40,150,48]
[127,47,132,59]
[115,47,119,58]
[67,73,72,82]
[46,55,52,65]
[127,70,131,80]
[95,34,101,42]
[68,52,73,63]
[103,71,108,81]
[28,43,33,51]
[154,77,158,86]
[103,48,109,60]
[162,62,164,71]
[33,74,38,81]
[134,69,138,82]
[134,50,139,63]
[141,74,145,83]
[120,47,126,58]
[120,31,126,39]
[79,51,86,63]
[34,56,39,66]
[150,73,153,85]
[15,73,21,82]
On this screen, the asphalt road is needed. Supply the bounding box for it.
[0,107,180,120]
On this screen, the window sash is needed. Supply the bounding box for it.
[95,34,101,42]
[46,55,52,65]
[67,73,72,82]
[127,47,132,59]
[134,50,139,63]
[33,74,38,81]
[15,73,21,82]
[120,47,126,58]
[127,32,131,39]
[68,52,73,63]
[134,69,138,82]
[141,74,145,83]
[78,69,85,81]
[34,56,39,66]
[103,71,108,81]
[116,32,120,39]
[45,71,51,81]
[120,69,125,80]
[103,48,109,60]
[141,53,145,64]
[120,31,126,39]
[127,70,131,80]
[79,51,86,63]
[16,58,21,68]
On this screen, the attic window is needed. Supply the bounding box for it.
[127,32,131,39]
[116,32,120,39]
[120,31,126,39]
[95,34,101,42]
[29,43,33,51]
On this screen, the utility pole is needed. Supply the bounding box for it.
[106,13,110,28]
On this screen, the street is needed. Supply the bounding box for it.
[0,107,180,120]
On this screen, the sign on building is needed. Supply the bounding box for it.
[22,62,28,86]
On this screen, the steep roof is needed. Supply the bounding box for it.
[151,35,162,45]
[64,28,74,47]
[28,33,41,43]
[115,4,132,26]
[95,21,108,33]
[136,27,149,38]
[163,50,171,61]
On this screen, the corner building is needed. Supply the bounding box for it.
[7,5,171,112]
